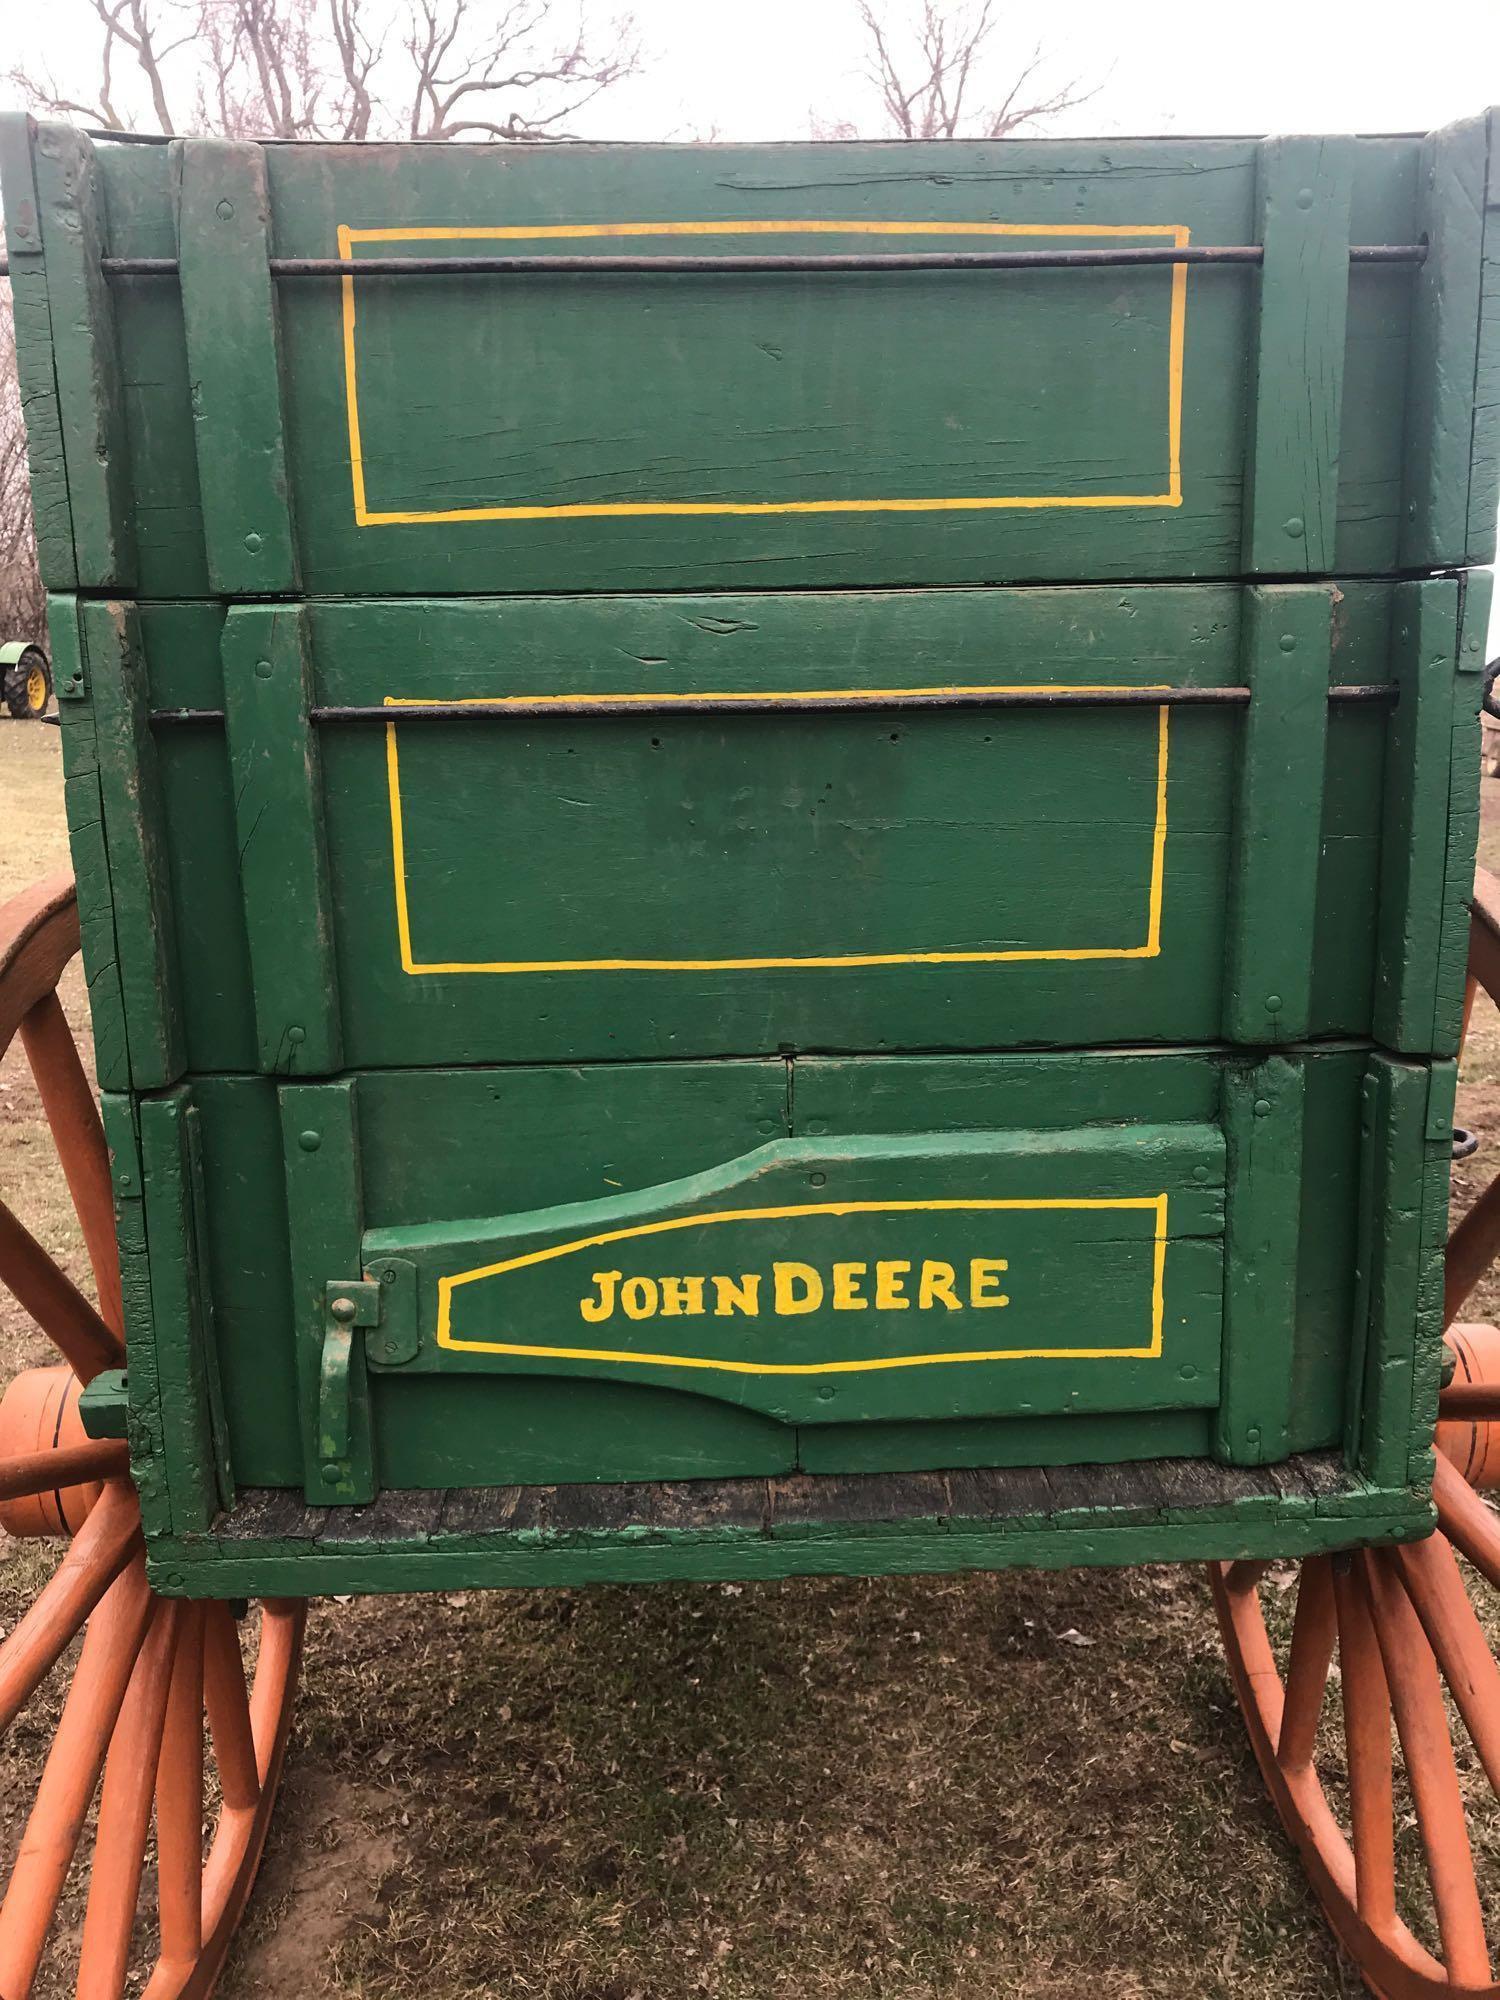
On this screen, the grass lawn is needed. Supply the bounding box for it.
[9,713,1500,1998]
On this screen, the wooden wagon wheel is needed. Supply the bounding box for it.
[1212,866,1500,2000]
[0,874,305,2000]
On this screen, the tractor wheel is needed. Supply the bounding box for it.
[0,874,305,2000]
[1211,868,1500,1999]
[2,647,51,720]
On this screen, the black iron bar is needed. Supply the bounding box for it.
[148,683,1394,727]
[0,244,1428,281]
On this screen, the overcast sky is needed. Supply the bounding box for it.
[5,0,1500,141]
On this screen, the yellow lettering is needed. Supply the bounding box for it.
[875,1259,911,1310]
[969,1258,1010,1308]
[773,1261,823,1315]
[832,1261,868,1310]
[918,1260,961,1311]
[712,1273,761,1317]
[579,1270,621,1323]
[620,1276,659,1320]
[659,1275,706,1317]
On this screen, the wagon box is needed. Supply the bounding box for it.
[6,109,1500,1999]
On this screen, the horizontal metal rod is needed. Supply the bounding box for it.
[148,683,1394,726]
[0,244,1427,281]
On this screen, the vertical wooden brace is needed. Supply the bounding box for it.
[1223,585,1333,1043]
[1346,1055,1449,1491]
[1401,114,1493,568]
[28,122,136,587]
[174,138,300,593]
[1216,1056,1305,1465]
[0,114,76,586]
[139,1090,234,1533]
[280,1080,374,1504]
[1242,136,1354,574]
[1373,577,1464,1054]
[82,600,185,1088]
[221,605,342,1075]
[99,1094,169,1537]
[1430,570,1489,1052]
[49,597,130,1093]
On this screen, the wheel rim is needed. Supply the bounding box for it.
[23,666,46,715]
[0,873,306,2000]
[1211,865,1500,2000]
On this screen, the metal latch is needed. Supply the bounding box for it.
[317,1260,419,1477]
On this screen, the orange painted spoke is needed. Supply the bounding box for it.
[18,992,123,1338]
[154,1605,206,1970]
[1223,1558,1273,1595]
[1332,1559,1396,1931]
[1394,1531,1500,1794]
[1365,1552,1493,1988]
[75,1602,183,2000]
[1446,1176,1500,1329]
[0,1438,127,1504]
[203,1607,259,1813]
[0,1198,123,1384]
[0,1485,142,1730]
[248,1603,305,1782]
[0,1563,150,2000]
[1278,1557,1336,1772]
[1435,1455,1500,1589]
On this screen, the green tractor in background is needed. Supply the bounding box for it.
[1,640,51,719]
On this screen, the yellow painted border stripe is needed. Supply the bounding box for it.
[339,219,1190,525]
[436,1193,1169,1373]
[385,688,1170,974]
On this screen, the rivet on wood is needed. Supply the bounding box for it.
[1283,516,1305,538]
[297,1129,321,1152]
[1254,1098,1272,1117]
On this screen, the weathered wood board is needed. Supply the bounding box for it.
[1,117,1499,593]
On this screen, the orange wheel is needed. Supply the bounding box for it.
[0,874,305,2000]
[1211,867,1500,1999]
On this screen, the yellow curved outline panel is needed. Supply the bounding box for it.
[436,1192,1169,1374]
[384,686,1170,974]
[339,219,1190,524]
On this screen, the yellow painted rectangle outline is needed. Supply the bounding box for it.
[383,687,1170,974]
[436,1193,1169,1373]
[339,219,1190,525]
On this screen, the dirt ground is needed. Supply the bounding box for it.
[7,715,1500,1999]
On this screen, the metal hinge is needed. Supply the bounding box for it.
[317,1259,417,1476]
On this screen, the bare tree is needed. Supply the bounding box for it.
[11,0,639,143]
[825,0,1095,141]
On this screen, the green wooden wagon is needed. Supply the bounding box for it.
[3,108,1500,1996]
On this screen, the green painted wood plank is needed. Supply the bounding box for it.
[99,1094,169,1536]
[221,605,341,1074]
[49,597,129,1093]
[138,1090,229,1534]
[1401,114,1491,568]
[1348,1055,1431,1491]
[1432,569,1490,1052]
[28,122,135,587]
[174,138,299,593]
[1242,138,1353,573]
[140,1490,1433,1599]
[1467,117,1500,561]
[1215,1056,1306,1465]
[1373,578,1463,1053]
[1223,585,1333,1042]
[279,1079,373,1504]
[1409,1060,1458,1489]
[81,600,183,1089]
[0,114,75,586]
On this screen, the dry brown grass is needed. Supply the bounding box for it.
[5,715,1496,1999]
